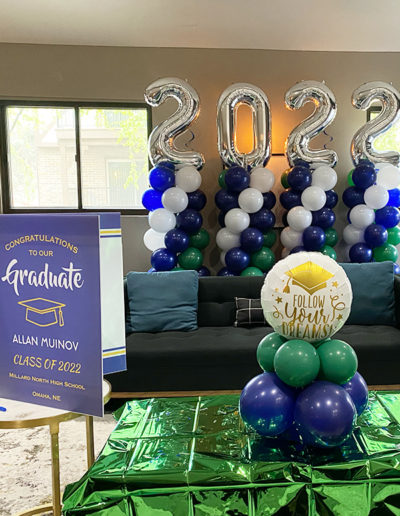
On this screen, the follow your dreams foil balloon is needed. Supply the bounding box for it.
[261,252,352,343]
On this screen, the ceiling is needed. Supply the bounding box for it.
[0,0,399,52]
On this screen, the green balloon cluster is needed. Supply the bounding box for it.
[373,243,398,263]
[347,169,355,186]
[218,170,226,189]
[240,267,264,277]
[251,247,275,272]
[324,228,338,247]
[318,339,358,384]
[189,228,210,250]
[257,333,286,372]
[387,226,400,246]
[281,170,290,189]
[178,247,203,270]
[263,229,276,248]
[321,245,337,260]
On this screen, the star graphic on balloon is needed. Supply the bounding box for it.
[276,297,282,304]
[332,281,339,288]
[337,314,343,320]
[275,288,279,292]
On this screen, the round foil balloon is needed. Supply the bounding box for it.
[261,252,352,343]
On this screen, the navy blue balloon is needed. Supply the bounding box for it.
[225,247,250,273]
[215,189,239,212]
[240,227,264,253]
[343,372,369,416]
[349,243,372,263]
[176,209,203,235]
[224,166,250,192]
[149,166,175,192]
[375,206,400,228]
[142,188,163,211]
[198,266,211,277]
[364,224,388,248]
[342,187,365,208]
[217,267,235,276]
[290,246,306,254]
[395,263,400,275]
[280,189,302,210]
[287,166,312,192]
[250,209,276,232]
[303,226,325,251]
[218,211,226,227]
[164,228,190,253]
[262,191,276,210]
[325,190,338,209]
[312,208,336,229]
[293,159,311,168]
[158,161,175,171]
[240,372,296,437]
[388,188,400,207]
[150,248,176,271]
[294,381,357,447]
[352,163,376,189]
[187,190,207,211]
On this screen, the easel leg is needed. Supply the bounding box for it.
[49,422,61,516]
[85,415,95,468]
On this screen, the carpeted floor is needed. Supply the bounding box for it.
[0,411,116,515]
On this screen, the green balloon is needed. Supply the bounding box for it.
[263,229,277,248]
[321,245,337,260]
[348,169,355,186]
[189,228,210,250]
[240,266,264,277]
[387,226,400,246]
[251,247,275,272]
[257,333,286,372]
[281,170,290,189]
[178,247,203,270]
[373,243,398,263]
[172,266,184,271]
[274,340,320,387]
[324,228,338,247]
[318,339,357,384]
[218,170,226,188]
[313,338,331,349]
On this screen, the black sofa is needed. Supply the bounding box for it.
[106,275,400,394]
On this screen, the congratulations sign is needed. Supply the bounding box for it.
[261,252,353,343]
[0,214,124,416]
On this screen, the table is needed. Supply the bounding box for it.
[62,391,400,515]
[0,379,111,516]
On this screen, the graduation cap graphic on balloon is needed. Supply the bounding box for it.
[18,298,65,327]
[283,261,334,294]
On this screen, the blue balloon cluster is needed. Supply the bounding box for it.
[215,166,276,277]
[280,162,338,259]
[342,160,400,266]
[142,162,210,275]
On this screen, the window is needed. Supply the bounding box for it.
[0,102,151,214]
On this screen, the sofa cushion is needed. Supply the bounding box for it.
[234,297,267,327]
[126,270,198,332]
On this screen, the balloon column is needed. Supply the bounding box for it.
[240,252,369,447]
[143,78,210,275]
[343,81,400,269]
[215,83,276,277]
[280,81,339,260]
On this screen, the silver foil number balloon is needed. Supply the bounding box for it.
[351,81,400,166]
[144,77,204,169]
[285,80,337,167]
[217,83,271,169]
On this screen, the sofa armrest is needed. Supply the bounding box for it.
[394,275,400,328]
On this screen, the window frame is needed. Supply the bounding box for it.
[0,100,152,215]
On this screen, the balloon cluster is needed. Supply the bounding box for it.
[240,253,369,448]
[343,161,400,270]
[142,162,210,275]
[215,166,276,276]
[280,162,339,259]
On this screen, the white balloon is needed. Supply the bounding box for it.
[238,188,264,213]
[220,251,227,266]
[161,187,188,213]
[281,247,290,258]
[287,206,312,232]
[175,165,202,192]
[349,204,375,229]
[343,224,365,245]
[148,208,176,233]
[280,226,303,250]
[311,165,337,191]
[216,227,241,251]
[364,184,389,210]
[301,186,326,211]
[143,229,166,251]
[249,167,275,192]
[376,163,400,190]
[224,208,250,234]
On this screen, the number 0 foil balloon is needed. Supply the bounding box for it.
[217,83,271,169]
[261,252,352,343]
[145,77,205,169]
[285,80,337,167]
[351,81,400,166]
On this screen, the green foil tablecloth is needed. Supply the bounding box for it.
[62,392,400,515]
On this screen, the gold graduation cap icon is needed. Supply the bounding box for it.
[284,261,334,295]
[18,298,65,327]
